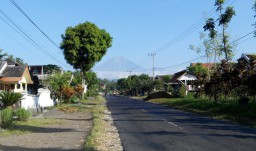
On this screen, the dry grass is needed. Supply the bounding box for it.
[84,96,122,151]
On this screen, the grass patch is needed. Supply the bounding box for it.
[84,95,107,151]
[0,118,64,137]
[148,97,256,127]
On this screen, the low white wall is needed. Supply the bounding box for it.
[21,94,36,109]
[21,88,54,109]
[37,88,54,107]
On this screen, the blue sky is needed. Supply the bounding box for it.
[0,0,255,74]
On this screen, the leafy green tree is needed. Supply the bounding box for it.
[138,74,153,95]
[15,57,27,66]
[84,71,98,89]
[117,78,129,95]
[46,72,72,106]
[162,75,172,84]
[44,64,62,74]
[60,22,112,99]
[154,79,163,91]
[187,63,208,78]
[0,92,22,109]
[189,33,222,72]
[203,0,236,61]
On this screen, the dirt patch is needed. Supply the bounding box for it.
[0,109,92,151]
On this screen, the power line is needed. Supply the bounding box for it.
[154,29,256,71]
[0,26,48,63]
[156,55,206,70]
[152,0,237,54]
[231,30,256,44]
[0,9,72,70]
[9,0,60,49]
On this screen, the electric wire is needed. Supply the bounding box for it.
[0,9,72,70]
[0,26,48,63]
[9,0,60,50]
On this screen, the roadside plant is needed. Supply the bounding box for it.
[0,108,13,128]
[62,86,75,103]
[179,84,187,97]
[15,108,31,121]
[0,91,23,109]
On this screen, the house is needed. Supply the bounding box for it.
[0,61,54,110]
[170,70,197,95]
[0,61,33,93]
[240,53,256,68]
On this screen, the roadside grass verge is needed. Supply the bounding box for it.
[148,97,256,127]
[83,95,107,151]
[0,118,64,137]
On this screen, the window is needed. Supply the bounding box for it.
[17,83,20,89]
[0,84,4,90]
[22,83,25,90]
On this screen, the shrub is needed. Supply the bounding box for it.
[144,91,172,101]
[0,91,23,109]
[0,108,14,128]
[179,84,187,97]
[16,108,31,121]
[62,86,75,103]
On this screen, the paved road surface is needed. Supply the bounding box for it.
[106,95,256,151]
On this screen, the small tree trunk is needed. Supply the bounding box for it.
[59,86,62,107]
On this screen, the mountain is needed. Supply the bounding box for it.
[93,56,169,80]
[94,56,146,72]
[93,56,146,80]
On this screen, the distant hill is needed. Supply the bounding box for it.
[93,56,168,80]
[94,56,146,72]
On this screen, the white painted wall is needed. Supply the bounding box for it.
[37,88,54,107]
[20,88,54,109]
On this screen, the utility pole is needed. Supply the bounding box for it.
[127,70,132,77]
[148,53,156,81]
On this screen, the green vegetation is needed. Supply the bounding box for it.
[60,21,112,99]
[83,96,107,151]
[15,108,32,121]
[148,97,256,127]
[144,91,172,101]
[0,91,23,109]
[0,108,14,128]
[0,118,64,137]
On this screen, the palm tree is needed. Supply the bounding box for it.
[0,49,8,61]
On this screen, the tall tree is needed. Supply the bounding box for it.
[60,22,112,99]
[44,64,62,74]
[203,0,235,61]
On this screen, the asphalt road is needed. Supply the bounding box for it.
[106,95,256,151]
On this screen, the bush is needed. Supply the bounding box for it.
[0,108,14,128]
[0,91,22,109]
[16,108,31,121]
[144,91,172,101]
[179,84,186,97]
[71,96,79,103]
